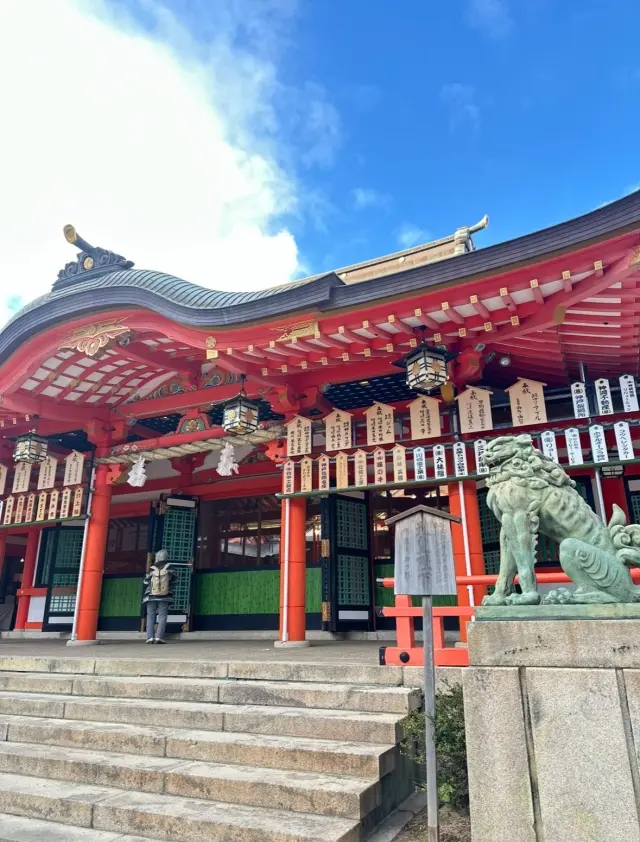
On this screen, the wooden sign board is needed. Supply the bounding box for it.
[335,452,349,489]
[37,456,58,490]
[48,489,60,521]
[64,451,85,487]
[571,382,589,419]
[505,378,547,427]
[413,447,427,482]
[408,396,441,440]
[354,450,368,487]
[456,387,493,435]
[614,421,634,461]
[390,507,458,596]
[286,416,312,457]
[433,444,447,480]
[14,495,25,524]
[12,462,32,494]
[324,410,353,452]
[453,442,468,477]
[392,445,407,483]
[36,492,48,522]
[59,488,72,520]
[589,425,608,463]
[474,439,489,475]
[365,403,395,446]
[373,448,387,485]
[3,496,14,525]
[282,460,295,495]
[300,457,313,492]
[0,465,7,497]
[620,375,639,413]
[72,487,84,518]
[25,492,36,523]
[540,430,558,463]
[594,378,614,416]
[318,454,330,491]
[565,428,583,466]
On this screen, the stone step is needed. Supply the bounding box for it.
[0,691,406,743]
[0,713,395,778]
[0,656,403,686]
[0,741,380,820]
[0,672,419,713]
[0,812,155,842]
[0,772,360,842]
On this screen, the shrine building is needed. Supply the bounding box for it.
[0,192,639,657]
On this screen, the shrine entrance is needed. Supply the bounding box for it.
[148,495,198,632]
[321,493,373,632]
[40,525,84,631]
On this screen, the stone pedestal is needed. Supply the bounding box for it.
[464,619,640,842]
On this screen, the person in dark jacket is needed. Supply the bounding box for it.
[142,549,174,644]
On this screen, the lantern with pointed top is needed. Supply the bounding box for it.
[14,431,48,464]
[395,328,455,394]
[222,376,259,435]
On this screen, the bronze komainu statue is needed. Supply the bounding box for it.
[482,434,640,605]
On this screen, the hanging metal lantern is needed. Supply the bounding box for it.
[404,344,451,392]
[14,431,48,463]
[222,376,260,435]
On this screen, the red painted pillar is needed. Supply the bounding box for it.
[448,480,486,641]
[278,497,307,644]
[75,464,112,642]
[14,529,40,630]
[600,477,631,523]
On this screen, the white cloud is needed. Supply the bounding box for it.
[397,224,430,249]
[440,83,480,132]
[467,0,513,39]
[0,0,327,328]
[350,188,392,211]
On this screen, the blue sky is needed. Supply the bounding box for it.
[0,0,638,325]
[272,0,640,271]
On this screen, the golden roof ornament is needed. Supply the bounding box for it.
[53,224,134,292]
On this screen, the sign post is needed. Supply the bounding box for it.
[387,505,460,842]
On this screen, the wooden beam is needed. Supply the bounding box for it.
[529,279,544,305]
[469,295,490,320]
[411,308,442,331]
[499,287,517,312]
[441,301,465,325]
[475,251,638,347]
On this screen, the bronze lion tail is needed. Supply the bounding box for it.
[609,504,640,567]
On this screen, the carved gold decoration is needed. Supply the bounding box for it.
[630,247,640,267]
[205,336,217,349]
[59,321,129,357]
[273,320,318,341]
[83,256,94,270]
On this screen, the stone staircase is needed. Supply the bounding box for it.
[0,655,421,841]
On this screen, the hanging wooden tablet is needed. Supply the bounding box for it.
[373,448,387,485]
[354,450,368,487]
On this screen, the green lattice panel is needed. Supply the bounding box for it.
[162,508,196,562]
[337,554,369,604]
[484,550,500,575]
[478,492,500,545]
[336,499,368,550]
[49,572,78,614]
[162,507,196,613]
[631,494,640,525]
[57,531,84,568]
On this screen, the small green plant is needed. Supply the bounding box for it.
[401,684,469,810]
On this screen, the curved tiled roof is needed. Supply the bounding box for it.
[1,189,639,364]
